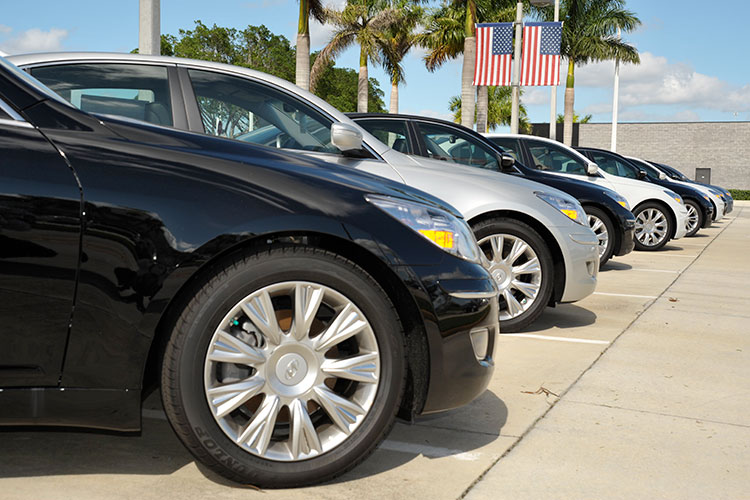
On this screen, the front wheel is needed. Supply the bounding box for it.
[472,218,554,333]
[633,202,673,251]
[161,246,405,488]
[684,199,703,237]
[585,206,615,266]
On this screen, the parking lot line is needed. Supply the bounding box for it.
[628,269,681,273]
[593,292,658,299]
[378,440,483,461]
[502,333,610,345]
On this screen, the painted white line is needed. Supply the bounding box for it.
[379,440,482,461]
[652,254,698,258]
[142,409,167,421]
[502,333,610,345]
[594,292,658,299]
[629,269,681,273]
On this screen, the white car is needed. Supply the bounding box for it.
[10,52,600,332]
[486,134,689,251]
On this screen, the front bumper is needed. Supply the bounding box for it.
[672,203,688,239]
[557,228,599,303]
[615,218,636,256]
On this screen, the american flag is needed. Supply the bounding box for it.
[520,22,562,86]
[473,23,513,86]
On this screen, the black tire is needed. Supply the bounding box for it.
[584,206,616,267]
[633,202,674,251]
[684,199,703,237]
[472,218,554,333]
[161,246,405,488]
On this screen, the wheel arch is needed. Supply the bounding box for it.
[467,210,566,304]
[139,231,429,420]
[581,202,621,258]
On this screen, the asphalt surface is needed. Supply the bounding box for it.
[1,201,747,499]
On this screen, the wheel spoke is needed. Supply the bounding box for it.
[207,376,265,418]
[241,290,282,345]
[502,289,524,317]
[292,283,324,341]
[512,256,540,276]
[289,398,322,459]
[506,239,528,265]
[237,395,280,455]
[511,279,539,299]
[590,217,604,232]
[313,386,365,434]
[321,352,379,383]
[313,303,367,352]
[489,235,504,262]
[207,330,265,366]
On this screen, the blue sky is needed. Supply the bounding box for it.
[2,0,749,128]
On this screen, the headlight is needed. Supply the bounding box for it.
[605,190,630,211]
[366,195,481,263]
[663,189,683,204]
[535,191,587,226]
[703,195,710,202]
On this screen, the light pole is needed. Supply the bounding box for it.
[139,0,161,55]
[611,26,621,152]
[510,1,524,134]
[530,0,559,140]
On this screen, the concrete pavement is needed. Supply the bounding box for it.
[0,203,747,499]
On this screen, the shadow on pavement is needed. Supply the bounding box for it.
[520,303,597,333]
[600,260,633,272]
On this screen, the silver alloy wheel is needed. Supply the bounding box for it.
[635,208,668,247]
[477,233,542,321]
[588,213,609,258]
[685,203,699,233]
[204,281,380,462]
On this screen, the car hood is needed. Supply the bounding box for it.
[95,113,463,218]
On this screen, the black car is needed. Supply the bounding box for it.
[0,57,499,488]
[649,160,733,215]
[577,148,714,236]
[348,113,635,266]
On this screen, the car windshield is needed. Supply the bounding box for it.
[0,56,76,109]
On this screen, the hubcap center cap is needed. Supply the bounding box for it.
[275,353,308,386]
[491,265,512,289]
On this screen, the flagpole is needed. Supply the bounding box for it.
[549,0,559,140]
[510,1,523,134]
[610,26,621,152]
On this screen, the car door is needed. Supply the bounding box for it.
[413,122,501,171]
[179,67,404,182]
[0,99,81,387]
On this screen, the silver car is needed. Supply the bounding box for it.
[10,52,599,332]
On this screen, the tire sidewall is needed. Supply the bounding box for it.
[585,206,615,266]
[166,250,404,486]
[633,202,673,251]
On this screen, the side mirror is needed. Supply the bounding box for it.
[658,171,667,180]
[331,123,363,152]
[499,154,515,171]
[586,162,599,175]
[637,170,647,180]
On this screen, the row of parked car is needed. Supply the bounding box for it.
[0,52,733,488]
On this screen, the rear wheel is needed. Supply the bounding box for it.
[684,199,702,237]
[633,202,673,251]
[585,206,615,266]
[472,218,554,333]
[161,246,405,488]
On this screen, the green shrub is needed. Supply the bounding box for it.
[729,189,750,200]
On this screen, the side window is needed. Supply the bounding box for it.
[0,107,10,120]
[187,69,338,154]
[417,123,498,170]
[354,119,411,153]
[527,140,587,175]
[486,137,521,161]
[590,152,637,178]
[31,63,173,126]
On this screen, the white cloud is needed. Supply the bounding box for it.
[574,52,750,115]
[0,25,12,35]
[306,0,346,49]
[402,108,454,122]
[522,87,551,106]
[0,27,68,55]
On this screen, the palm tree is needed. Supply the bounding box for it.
[449,86,531,132]
[311,0,400,113]
[380,4,423,114]
[537,0,640,145]
[420,0,516,131]
[296,0,325,91]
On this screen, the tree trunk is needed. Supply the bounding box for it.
[296,33,310,91]
[461,36,476,129]
[358,48,368,113]
[476,85,488,133]
[389,80,399,114]
[563,59,575,146]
